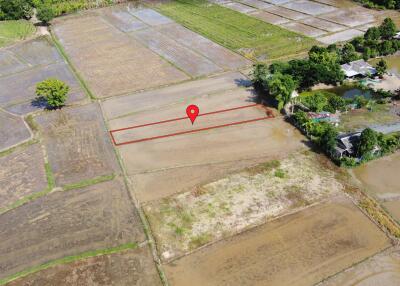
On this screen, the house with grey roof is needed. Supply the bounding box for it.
[341,59,376,78]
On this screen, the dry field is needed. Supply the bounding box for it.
[163,196,390,286]
[35,103,119,186]
[0,38,86,115]
[352,151,400,222]
[53,5,249,98]
[144,152,344,261]
[0,144,47,211]
[7,245,162,286]
[319,247,400,286]
[0,110,31,151]
[102,72,306,202]
[0,179,145,281]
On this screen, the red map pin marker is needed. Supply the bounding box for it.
[186,104,199,125]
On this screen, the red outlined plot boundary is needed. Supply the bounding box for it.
[109,104,274,146]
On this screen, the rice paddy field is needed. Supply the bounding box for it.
[0,21,35,48]
[154,0,317,61]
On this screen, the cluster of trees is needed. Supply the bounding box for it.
[357,0,400,10]
[252,46,345,110]
[36,78,69,108]
[0,0,59,23]
[346,18,399,61]
[293,110,339,155]
[299,91,347,113]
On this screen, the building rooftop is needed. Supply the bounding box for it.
[341,59,376,78]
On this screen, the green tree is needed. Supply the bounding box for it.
[36,4,55,24]
[340,43,359,64]
[266,73,296,111]
[328,95,346,112]
[36,78,69,108]
[379,18,397,39]
[0,0,33,20]
[302,92,328,112]
[357,128,378,156]
[251,63,269,90]
[378,40,395,55]
[364,27,381,41]
[375,59,388,77]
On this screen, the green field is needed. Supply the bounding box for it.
[0,20,35,48]
[155,0,317,61]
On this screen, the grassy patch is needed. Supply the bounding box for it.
[63,173,115,191]
[155,0,316,61]
[0,242,138,285]
[274,168,286,178]
[246,159,280,175]
[359,196,400,238]
[338,104,399,132]
[0,20,35,48]
[45,162,56,189]
[0,139,36,158]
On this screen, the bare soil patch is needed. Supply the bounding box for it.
[0,110,31,151]
[0,179,144,281]
[300,17,347,32]
[265,6,308,20]
[0,144,47,210]
[319,247,400,286]
[283,0,337,15]
[317,29,364,44]
[132,28,222,77]
[249,10,290,24]
[7,245,162,286]
[318,8,374,27]
[279,22,327,37]
[144,152,344,261]
[164,196,390,286]
[53,14,188,98]
[36,104,119,186]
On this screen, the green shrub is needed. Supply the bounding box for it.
[36,4,55,24]
[0,0,34,20]
[35,78,69,108]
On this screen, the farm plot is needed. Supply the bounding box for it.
[163,196,390,286]
[53,14,188,98]
[7,245,162,286]
[144,152,344,261]
[36,103,119,186]
[0,110,31,151]
[0,179,145,281]
[0,144,47,211]
[0,38,86,115]
[319,247,400,286]
[102,72,306,202]
[352,151,400,222]
[155,0,316,60]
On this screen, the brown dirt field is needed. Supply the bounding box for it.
[164,196,390,286]
[249,10,290,25]
[319,247,400,286]
[53,14,188,98]
[104,72,306,202]
[265,6,309,20]
[0,144,47,210]
[282,0,338,16]
[353,152,400,198]
[36,103,119,186]
[0,110,31,151]
[7,245,162,286]
[0,179,145,280]
[352,152,400,222]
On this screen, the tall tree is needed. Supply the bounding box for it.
[266,73,296,111]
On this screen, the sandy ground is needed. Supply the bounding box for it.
[319,247,400,286]
[0,179,145,280]
[102,72,306,202]
[163,196,390,286]
[7,245,162,286]
[144,152,344,261]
